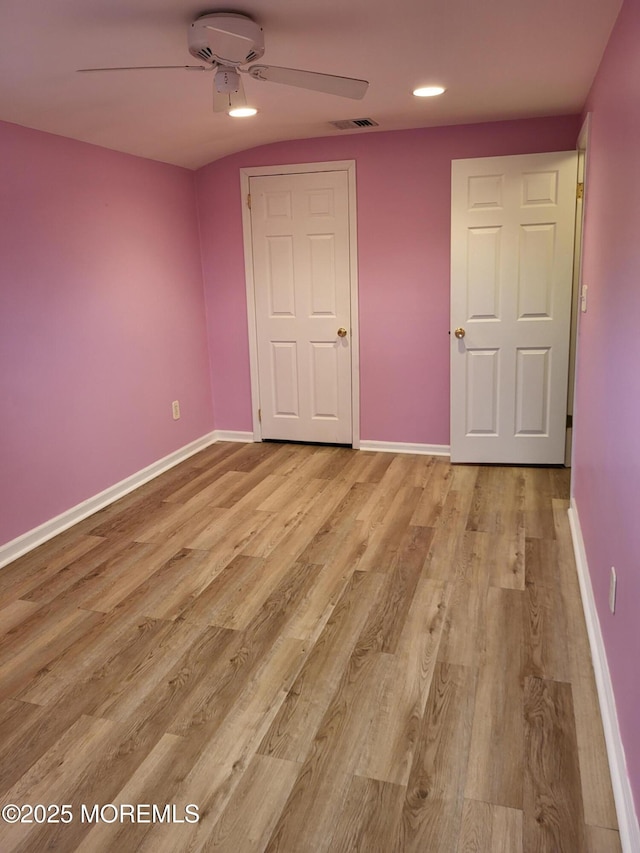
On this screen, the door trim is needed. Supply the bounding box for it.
[240,160,360,447]
[568,113,591,472]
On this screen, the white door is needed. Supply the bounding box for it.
[250,170,352,444]
[450,152,578,464]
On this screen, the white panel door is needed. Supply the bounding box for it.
[451,152,578,463]
[250,170,352,443]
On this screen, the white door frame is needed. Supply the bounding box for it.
[240,160,360,447]
[568,113,591,473]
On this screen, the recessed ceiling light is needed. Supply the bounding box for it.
[228,106,258,117]
[413,86,446,97]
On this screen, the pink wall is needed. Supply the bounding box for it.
[196,116,580,442]
[574,0,640,817]
[0,121,213,547]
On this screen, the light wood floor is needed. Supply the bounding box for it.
[0,442,620,852]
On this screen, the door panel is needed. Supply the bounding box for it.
[309,235,337,315]
[467,227,502,319]
[451,152,578,464]
[266,236,295,316]
[310,342,340,417]
[251,170,352,443]
[271,342,299,417]
[515,348,550,435]
[518,224,555,317]
[466,349,499,435]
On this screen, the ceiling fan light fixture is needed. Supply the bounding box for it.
[219,74,257,117]
[229,105,258,117]
[413,85,446,97]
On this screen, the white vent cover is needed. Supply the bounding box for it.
[330,118,379,130]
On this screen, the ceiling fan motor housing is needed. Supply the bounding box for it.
[188,12,265,66]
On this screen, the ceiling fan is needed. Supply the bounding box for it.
[77,12,369,115]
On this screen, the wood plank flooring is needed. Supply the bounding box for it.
[0,441,620,851]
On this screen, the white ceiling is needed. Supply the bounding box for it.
[0,0,622,170]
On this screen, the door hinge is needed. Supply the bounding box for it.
[258,407,261,423]
[247,193,252,210]
[566,414,573,429]
[577,182,584,200]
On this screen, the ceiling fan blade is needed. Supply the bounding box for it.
[77,65,209,73]
[247,65,368,99]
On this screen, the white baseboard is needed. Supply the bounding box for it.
[359,440,450,457]
[212,430,254,443]
[0,431,218,569]
[568,499,640,853]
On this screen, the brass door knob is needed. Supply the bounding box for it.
[337,327,348,338]
[454,327,466,339]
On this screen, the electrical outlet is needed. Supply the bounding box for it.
[172,400,180,420]
[609,566,617,614]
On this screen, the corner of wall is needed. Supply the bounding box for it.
[192,166,217,429]
[0,431,217,570]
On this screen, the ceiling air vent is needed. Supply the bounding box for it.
[330,118,379,130]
